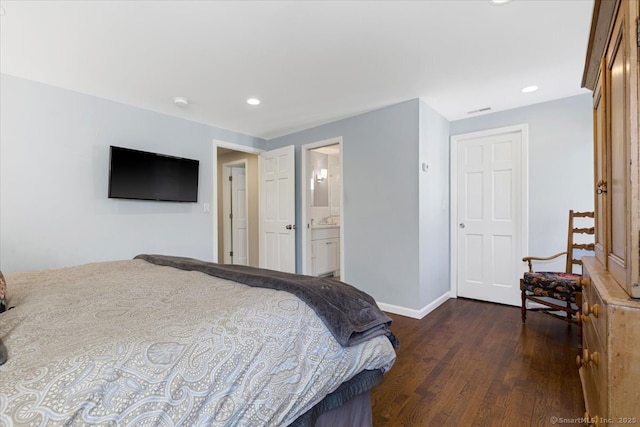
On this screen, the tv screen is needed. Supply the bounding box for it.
[108,146,199,202]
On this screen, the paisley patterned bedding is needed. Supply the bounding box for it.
[0,260,396,426]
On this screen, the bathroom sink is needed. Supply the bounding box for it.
[314,217,340,227]
[313,223,339,229]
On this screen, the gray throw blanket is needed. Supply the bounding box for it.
[135,254,398,348]
[0,338,7,365]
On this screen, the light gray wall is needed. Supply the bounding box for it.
[267,99,423,309]
[1,73,594,313]
[418,100,451,308]
[450,94,594,272]
[0,74,265,272]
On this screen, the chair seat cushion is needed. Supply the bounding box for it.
[523,271,581,302]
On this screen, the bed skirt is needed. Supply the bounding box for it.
[291,369,382,427]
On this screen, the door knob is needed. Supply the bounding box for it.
[459,223,466,229]
[286,224,296,230]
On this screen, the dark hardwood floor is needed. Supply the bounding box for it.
[371,298,584,426]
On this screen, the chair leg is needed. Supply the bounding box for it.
[576,291,583,350]
[520,280,527,323]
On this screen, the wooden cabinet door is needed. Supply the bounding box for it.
[604,6,631,288]
[593,60,608,266]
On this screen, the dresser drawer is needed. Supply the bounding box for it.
[582,277,606,350]
[581,268,596,309]
[581,318,607,418]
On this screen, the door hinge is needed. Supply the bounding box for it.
[637,17,640,49]
[228,175,233,181]
[230,251,233,257]
[229,213,233,219]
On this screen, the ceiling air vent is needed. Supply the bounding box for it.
[467,107,492,115]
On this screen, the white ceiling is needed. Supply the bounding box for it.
[0,0,595,140]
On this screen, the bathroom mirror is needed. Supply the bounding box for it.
[310,151,329,207]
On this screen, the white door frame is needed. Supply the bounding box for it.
[301,137,344,279]
[449,124,529,301]
[212,140,264,263]
[222,160,249,264]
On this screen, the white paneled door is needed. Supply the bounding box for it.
[223,163,248,266]
[452,126,528,306]
[259,145,296,273]
[230,166,248,266]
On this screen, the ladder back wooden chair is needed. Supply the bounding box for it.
[520,210,595,331]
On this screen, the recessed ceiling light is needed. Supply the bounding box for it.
[521,85,539,93]
[489,0,512,5]
[246,98,261,106]
[173,96,189,107]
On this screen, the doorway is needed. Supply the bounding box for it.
[301,137,344,279]
[450,125,529,306]
[213,140,296,273]
[215,144,260,267]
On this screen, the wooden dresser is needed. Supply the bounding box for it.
[580,0,640,425]
[580,258,640,424]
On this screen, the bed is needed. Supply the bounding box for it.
[0,254,397,426]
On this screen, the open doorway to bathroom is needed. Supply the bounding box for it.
[301,138,343,279]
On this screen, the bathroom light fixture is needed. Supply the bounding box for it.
[246,98,261,106]
[173,97,189,107]
[521,85,539,93]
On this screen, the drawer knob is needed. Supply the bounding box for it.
[582,302,600,318]
[577,349,600,367]
[580,277,589,287]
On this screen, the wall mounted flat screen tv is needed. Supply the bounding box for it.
[108,146,199,202]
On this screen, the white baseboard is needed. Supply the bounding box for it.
[377,291,451,320]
